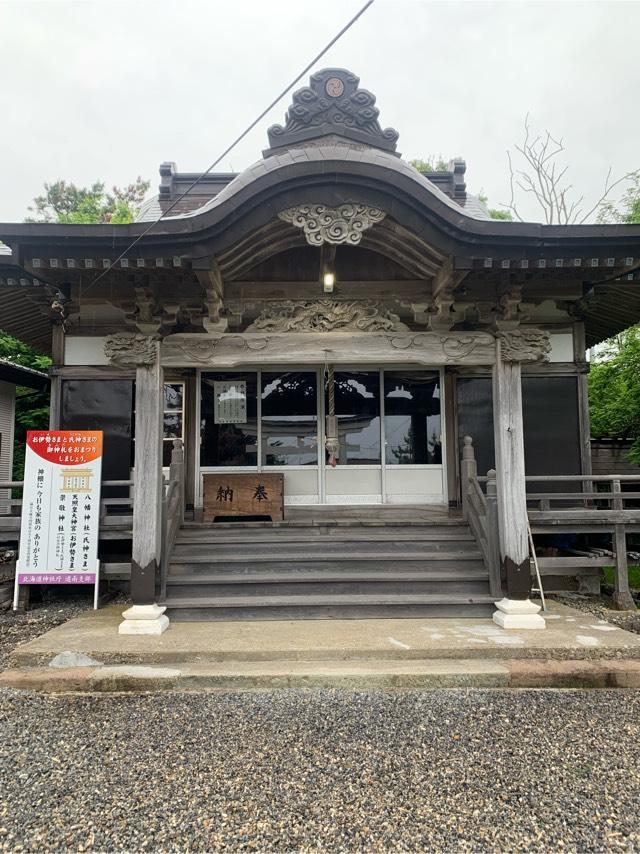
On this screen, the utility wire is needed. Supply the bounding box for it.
[89,0,375,289]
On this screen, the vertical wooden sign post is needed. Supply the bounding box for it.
[13,430,103,610]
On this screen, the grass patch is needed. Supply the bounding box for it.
[603,565,640,589]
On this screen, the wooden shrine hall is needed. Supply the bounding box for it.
[2,67,640,633]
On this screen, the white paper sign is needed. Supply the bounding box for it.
[16,430,103,588]
[214,381,247,424]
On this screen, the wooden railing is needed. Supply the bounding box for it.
[1,479,133,527]
[0,479,134,580]
[160,439,185,600]
[460,436,501,597]
[460,439,638,610]
[525,474,640,610]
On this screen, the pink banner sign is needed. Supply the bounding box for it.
[16,430,103,590]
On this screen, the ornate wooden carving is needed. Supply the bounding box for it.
[278,204,386,246]
[245,300,407,333]
[390,332,493,361]
[161,330,502,368]
[498,329,551,362]
[267,68,399,153]
[104,332,158,366]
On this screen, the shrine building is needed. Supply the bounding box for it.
[2,68,640,633]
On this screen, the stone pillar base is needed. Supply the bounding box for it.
[119,604,170,636]
[492,598,546,630]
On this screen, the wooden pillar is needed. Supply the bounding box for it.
[612,480,635,610]
[48,324,64,429]
[443,371,458,508]
[131,341,164,605]
[492,342,530,600]
[184,373,197,512]
[574,322,593,485]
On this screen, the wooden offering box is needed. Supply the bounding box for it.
[203,473,284,522]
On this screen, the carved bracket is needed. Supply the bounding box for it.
[194,264,228,333]
[278,204,386,246]
[494,285,534,331]
[104,333,159,366]
[497,329,551,362]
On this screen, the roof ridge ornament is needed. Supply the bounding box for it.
[278,203,386,246]
[266,68,400,155]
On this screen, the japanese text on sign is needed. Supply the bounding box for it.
[214,381,247,424]
[16,431,103,586]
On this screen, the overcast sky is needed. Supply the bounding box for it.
[1,0,639,224]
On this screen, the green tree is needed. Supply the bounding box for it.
[598,171,640,224]
[589,327,640,463]
[410,157,450,173]
[0,332,51,479]
[27,177,150,224]
[4,174,149,472]
[477,191,513,221]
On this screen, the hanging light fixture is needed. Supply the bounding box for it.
[319,244,337,293]
[323,270,335,292]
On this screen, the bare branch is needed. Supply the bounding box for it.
[501,114,637,225]
[578,167,634,224]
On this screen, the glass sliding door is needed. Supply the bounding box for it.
[200,372,258,467]
[323,370,383,503]
[261,371,320,504]
[383,371,442,465]
[382,370,445,504]
[196,366,446,509]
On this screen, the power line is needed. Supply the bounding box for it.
[88,0,375,289]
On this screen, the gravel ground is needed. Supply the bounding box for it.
[550,592,640,635]
[0,588,128,671]
[1,688,640,852]
[0,590,93,671]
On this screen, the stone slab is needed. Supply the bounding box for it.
[4,658,640,693]
[8,601,640,668]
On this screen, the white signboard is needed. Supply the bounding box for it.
[214,380,247,424]
[14,430,103,609]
